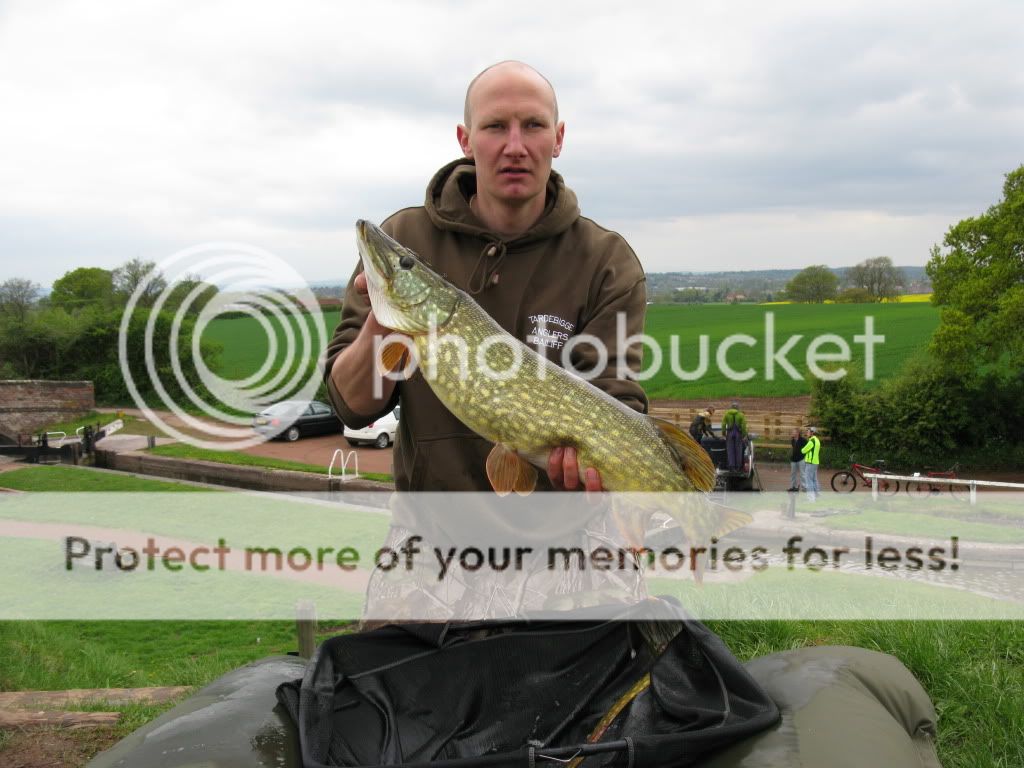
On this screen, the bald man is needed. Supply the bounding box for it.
[326,61,648,493]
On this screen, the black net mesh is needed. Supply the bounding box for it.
[277,601,778,768]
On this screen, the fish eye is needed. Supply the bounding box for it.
[399,254,415,270]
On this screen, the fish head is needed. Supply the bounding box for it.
[356,219,460,334]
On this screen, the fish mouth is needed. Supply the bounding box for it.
[356,219,396,287]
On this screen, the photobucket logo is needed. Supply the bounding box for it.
[118,243,328,450]
[370,311,884,390]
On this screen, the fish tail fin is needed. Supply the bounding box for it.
[715,505,753,538]
[651,418,717,492]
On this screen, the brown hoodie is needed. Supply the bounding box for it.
[326,158,648,491]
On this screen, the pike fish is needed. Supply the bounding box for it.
[356,219,750,548]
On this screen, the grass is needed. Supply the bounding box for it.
[705,618,1024,767]
[0,614,1020,767]
[0,466,392,574]
[3,461,1019,766]
[0,465,205,492]
[0,620,306,690]
[148,443,393,482]
[818,509,1024,544]
[0,618,350,761]
[40,411,181,439]
[202,310,339,382]
[641,302,940,399]
[202,304,940,401]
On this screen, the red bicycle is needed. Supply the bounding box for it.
[907,463,968,500]
[830,457,900,495]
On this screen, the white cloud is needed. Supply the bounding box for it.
[0,0,1021,285]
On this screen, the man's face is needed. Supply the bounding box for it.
[457,66,564,210]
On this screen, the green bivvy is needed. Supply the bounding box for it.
[87,625,940,768]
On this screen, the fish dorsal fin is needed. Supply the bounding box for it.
[485,443,538,497]
[376,340,410,377]
[651,418,716,492]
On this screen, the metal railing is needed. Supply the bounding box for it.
[864,472,1024,505]
[328,449,359,482]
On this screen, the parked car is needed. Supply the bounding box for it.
[344,407,400,448]
[252,400,341,442]
[700,431,757,491]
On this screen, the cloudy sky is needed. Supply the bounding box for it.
[1,0,1021,288]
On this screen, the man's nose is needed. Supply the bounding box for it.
[503,123,526,155]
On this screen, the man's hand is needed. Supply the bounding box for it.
[547,446,603,492]
[329,272,407,417]
[351,273,393,338]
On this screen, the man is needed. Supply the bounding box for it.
[325,61,647,494]
[721,402,747,471]
[688,406,716,443]
[788,427,806,492]
[801,426,821,501]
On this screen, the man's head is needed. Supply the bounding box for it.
[457,61,564,213]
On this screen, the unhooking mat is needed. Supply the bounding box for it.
[86,640,941,768]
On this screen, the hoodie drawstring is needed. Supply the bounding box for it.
[468,240,508,295]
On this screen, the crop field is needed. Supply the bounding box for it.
[202,310,341,381]
[642,302,939,398]
[203,303,938,399]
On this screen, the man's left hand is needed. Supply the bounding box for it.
[547,446,603,492]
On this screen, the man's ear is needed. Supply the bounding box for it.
[552,121,565,158]
[457,125,473,158]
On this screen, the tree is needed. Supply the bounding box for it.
[163,274,219,315]
[927,164,1024,370]
[113,258,167,306]
[0,278,40,322]
[846,257,905,301]
[834,287,874,304]
[49,267,115,311]
[784,265,838,303]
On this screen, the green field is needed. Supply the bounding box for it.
[642,302,939,398]
[203,310,340,380]
[203,303,938,399]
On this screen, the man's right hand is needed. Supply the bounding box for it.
[329,272,406,417]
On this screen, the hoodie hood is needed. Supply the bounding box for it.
[424,158,580,247]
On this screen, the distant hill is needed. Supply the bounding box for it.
[646,266,928,303]
[312,266,930,304]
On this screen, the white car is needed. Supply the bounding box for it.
[343,407,400,449]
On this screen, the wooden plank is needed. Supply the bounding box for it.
[0,686,191,709]
[297,600,317,659]
[0,710,120,729]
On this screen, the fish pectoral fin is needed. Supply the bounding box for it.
[651,418,717,492]
[376,341,410,377]
[715,507,753,538]
[486,444,537,497]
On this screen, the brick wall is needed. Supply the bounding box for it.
[0,380,95,442]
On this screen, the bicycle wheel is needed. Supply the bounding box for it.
[831,471,856,492]
[907,481,934,498]
[949,482,971,502]
[878,478,900,496]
